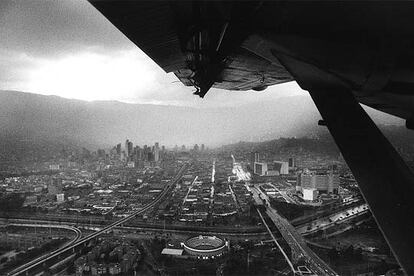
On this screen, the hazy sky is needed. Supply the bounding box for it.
[0,0,305,108]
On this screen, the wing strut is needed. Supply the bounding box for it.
[309,89,414,275]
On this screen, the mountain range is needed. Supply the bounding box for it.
[0,90,405,149]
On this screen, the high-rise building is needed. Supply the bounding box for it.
[154,142,160,162]
[116,143,122,155]
[249,152,260,170]
[297,170,339,194]
[254,161,288,176]
[56,193,65,202]
[193,144,199,151]
[49,178,62,195]
[201,144,205,151]
[143,145,149,161]
[288,157,296,169]
[268,161,289,175]
[125,139,133,158]
[147,151,154,162]
[254,162,267,175]
[250,152,260,169]
[303,188,318,201]
[181,145,186,151]
[276,161,289,174]
[121,151,127,161]
[133,146,141,166]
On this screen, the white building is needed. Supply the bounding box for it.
[303,188,318,201]
[49,164,60,170]
[272,161,289,175]
[298,170,339,194]
[254,161,289,176]
[254,162,267,175]
[56,193,65,202]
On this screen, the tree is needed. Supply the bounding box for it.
[0,193,25,211]
[0,257,7,264]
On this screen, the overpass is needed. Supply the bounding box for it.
[251,186,338,276]
[7,163,188,276]
[1,217,266,236]
[6,223,82,243]
[5,224,82,276]
[1,200,369,239]
[265,207,338,276]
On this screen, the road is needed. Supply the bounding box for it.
[6,224,82,276]
[212,159,216,183]
[182,175,198,204]
[266,207,338,276]
[3,217,266,236]
[250,186,337,276]
[296,204,369,236]
[256,208,296,274]
[6,223,82,243]
[8,163,188,276]
[231,154,251,182]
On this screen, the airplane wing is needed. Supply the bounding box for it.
[89,1,414,274]
[89,1,414,120]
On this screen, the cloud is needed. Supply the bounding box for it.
[24,48,167,102]
[0,0,305,107]
[0,49,39,89]
[0,0,131,57]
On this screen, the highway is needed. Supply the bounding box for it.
[256,208,296,274]
[250,185,337,275]
[6,224,82,276]
[2,201,367,240]
[296,204,369,236]
[7,223,82,243]
[2,217,266,236]
[231,155,334,274]
[8,163,188,276]
[266,207,338,276]
[182,175,198,204]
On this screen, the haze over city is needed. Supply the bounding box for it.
[0,90,405,149]
[0,1,413,276]
[0,0,404,148]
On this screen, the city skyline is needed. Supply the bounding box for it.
[0,133,403,275]
[0,90,405,150]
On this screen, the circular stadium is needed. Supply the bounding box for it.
[182,235,228,259]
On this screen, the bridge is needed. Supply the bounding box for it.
[7,163,188,276]
[251,186,338,276]
[6,223,82,244]
[5,224,82,276]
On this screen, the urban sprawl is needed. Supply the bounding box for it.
[0,139,401,275]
